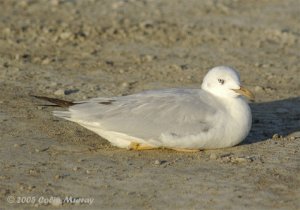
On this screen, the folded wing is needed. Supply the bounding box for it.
[54,89,220,145]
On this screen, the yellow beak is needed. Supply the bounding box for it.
[232,86,255,101]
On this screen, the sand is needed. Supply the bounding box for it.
[0,0,299,209]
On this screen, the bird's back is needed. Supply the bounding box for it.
[54,88,221,146]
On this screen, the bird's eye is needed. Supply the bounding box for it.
[218,79,225,85]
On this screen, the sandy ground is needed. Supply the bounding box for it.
[0,0,300,209]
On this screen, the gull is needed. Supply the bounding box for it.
[33,66,254,152]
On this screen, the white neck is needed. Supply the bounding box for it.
[220,96,252,147]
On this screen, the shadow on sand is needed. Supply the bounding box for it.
[244,97,300,144]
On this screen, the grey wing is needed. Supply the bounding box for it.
[60,89,219,142]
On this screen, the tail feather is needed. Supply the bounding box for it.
[31,95,75,108]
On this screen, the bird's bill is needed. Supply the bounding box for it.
[232,86,255,101]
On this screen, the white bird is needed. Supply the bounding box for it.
[34,66,254,152]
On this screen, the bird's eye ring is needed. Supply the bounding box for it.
[218,79,225,85]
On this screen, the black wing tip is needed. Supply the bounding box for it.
[30,94,75,108]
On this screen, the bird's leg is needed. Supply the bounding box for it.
[128,142,158,151]
[128,142,200,152]
[171,148,201,152]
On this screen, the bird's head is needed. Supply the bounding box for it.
[201,66,254,101]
